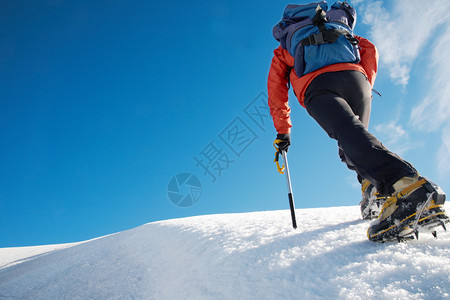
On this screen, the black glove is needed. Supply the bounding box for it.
[274,133,291,153]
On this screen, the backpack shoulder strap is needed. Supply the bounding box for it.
[311,5,327,27]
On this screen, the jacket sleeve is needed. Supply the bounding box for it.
[267,46,292,134]
[356,36,379,87]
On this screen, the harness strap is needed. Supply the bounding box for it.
[301,29,358,46]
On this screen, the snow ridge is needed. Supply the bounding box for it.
[0,205,449,299]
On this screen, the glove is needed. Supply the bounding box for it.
[273,133,290,174]
[274,133,291,153]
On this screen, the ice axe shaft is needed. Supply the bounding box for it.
[282,151,297,229]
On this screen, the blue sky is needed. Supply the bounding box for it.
[1,0,449,247]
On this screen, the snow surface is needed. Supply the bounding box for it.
[0,205,449,299]
[0,242,83,269]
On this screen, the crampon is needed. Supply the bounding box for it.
[372,194,448,242]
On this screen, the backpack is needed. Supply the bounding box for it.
[273,1,360,77]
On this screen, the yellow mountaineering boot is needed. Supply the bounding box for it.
[367,175,448,242]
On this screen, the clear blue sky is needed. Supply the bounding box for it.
[1,0,449,247]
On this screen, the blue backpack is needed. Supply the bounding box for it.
[273,1,360,77]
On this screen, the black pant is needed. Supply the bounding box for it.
[304,70,417,195]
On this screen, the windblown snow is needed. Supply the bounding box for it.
[1,205,449,299]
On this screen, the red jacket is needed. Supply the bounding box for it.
[267,36,379,134]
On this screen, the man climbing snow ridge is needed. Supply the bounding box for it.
[268,1,448,242]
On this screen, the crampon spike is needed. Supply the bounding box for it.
[414,231,419,240]
[432,231,437,238]
[440,220,447,232]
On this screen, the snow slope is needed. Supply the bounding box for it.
[0,205,449,300]
[0,242,83,269]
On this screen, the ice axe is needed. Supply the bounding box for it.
[274,143,297,229]
[281,150,297,229]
